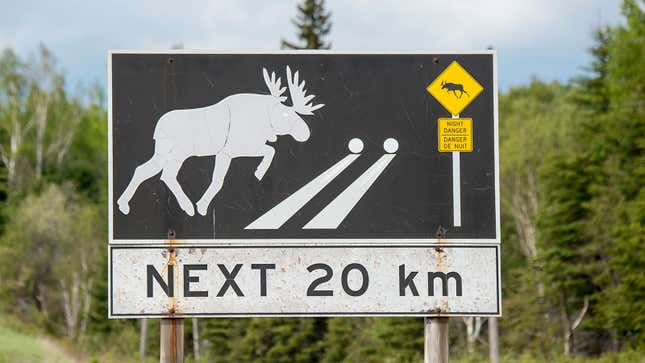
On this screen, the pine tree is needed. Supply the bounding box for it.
[537,154,596,356]
[499,79,579,354]
[537,0,645,353]
[321,318,354,363]
[572,27,611,113]
[593,0,645,348]
[281,0,332,50]
[201,318,249,362]
[370,318,424,362]
[234,318,326,363]
[535,28,616,358]
[321,318,381,363]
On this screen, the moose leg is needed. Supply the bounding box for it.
[117,155,164,214]
[196,154,232,216]
[160,158,195,216]
[254,145,275,181]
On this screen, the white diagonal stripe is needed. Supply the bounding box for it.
[303,154,396,229]
[245,154,361,229]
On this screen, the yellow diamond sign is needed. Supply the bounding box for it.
[426,61,483,116]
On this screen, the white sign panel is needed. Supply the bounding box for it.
[109,245,500,318]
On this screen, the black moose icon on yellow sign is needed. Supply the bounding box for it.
[441,81,470,99]
[426,60,484,115]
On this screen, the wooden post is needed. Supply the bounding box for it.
[160,318,184,363]
[488,317,499,363]
[425,317,449,363]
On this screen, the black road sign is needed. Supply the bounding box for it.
[108,51,499,243]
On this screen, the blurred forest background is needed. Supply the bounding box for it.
[0,0,643,362]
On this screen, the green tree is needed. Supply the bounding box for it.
[535,32,617,358]
[572,27,611,113]
[321,318,381,363]
[536,0,645,355]
[0,48,29,197]
[0,45,102,202]
[592,0,645,349]
[199,318,248,362]
[281,0,332,49]
[0,184,103,339]
[52,84,107,202]
[234,318,325,363]
[497,80,578,355]
[370,318,423,362]
[537,154,596,356]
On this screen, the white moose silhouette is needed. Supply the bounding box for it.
[117,66,325,216]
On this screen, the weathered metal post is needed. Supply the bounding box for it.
[140,319,148,361]
[160,318,184,363]
[425,317,449,363]
[160,229,184,363]
[489,317,499,363]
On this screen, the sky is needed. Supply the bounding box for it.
[0,0,624,91]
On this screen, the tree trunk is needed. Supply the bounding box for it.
[34,94,49,180]
[561,296,589,356]
[3,81,35,196]
[509,175,539,260]
[61,272,81,338]
[78,277,93,344]
[7,99,21,194]
[462,316,483,354]
[50,106,82,167]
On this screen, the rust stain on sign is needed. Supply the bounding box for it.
[435,225,446,272]
[164,229,182,317]
[166,247,179,317]
[433,225,451,313]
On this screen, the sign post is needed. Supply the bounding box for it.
[160,318,183,363]
[425,317,449,363]
[107,51,499,361]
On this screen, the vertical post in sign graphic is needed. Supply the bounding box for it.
[451,114,461,227]
[427,61,483,228]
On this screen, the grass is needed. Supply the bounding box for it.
[450,351,645,363]
[0,325,76,363]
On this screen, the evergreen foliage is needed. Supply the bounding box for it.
[281,0,332,49]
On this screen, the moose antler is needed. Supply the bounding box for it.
[263,68,287,102]
[286,66,325,115]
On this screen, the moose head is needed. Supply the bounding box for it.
[263,66,325,142]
